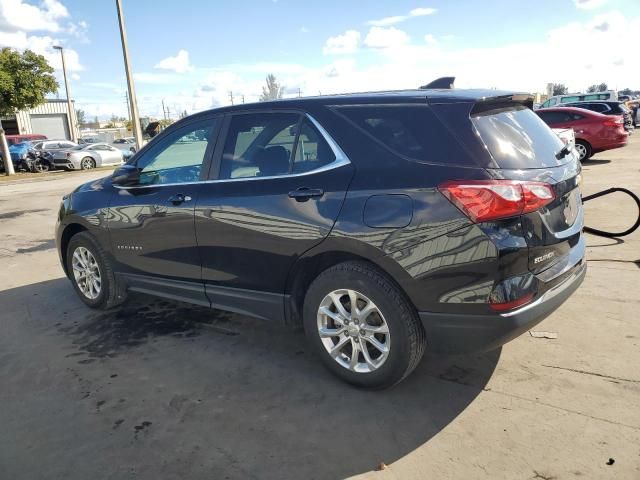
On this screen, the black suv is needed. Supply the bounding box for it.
[563,101,635,132]
[56,89,586,388]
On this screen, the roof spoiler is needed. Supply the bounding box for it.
[420,76,455,89]
[471,94,536,115]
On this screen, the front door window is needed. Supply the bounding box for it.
[137,121,216,185]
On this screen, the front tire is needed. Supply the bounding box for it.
[303,261,426,389]
[66,232,126,309]
[33,160,50,173]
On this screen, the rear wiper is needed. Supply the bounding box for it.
[555,144,572,160]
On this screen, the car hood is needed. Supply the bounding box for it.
[73,175,113,193]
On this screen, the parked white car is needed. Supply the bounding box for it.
[51,143,124,170]
[552,127,576,149]
[536,91,618,110]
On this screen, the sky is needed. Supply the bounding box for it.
[1,0,640,120]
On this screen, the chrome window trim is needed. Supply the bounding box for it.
[113,113,350,190]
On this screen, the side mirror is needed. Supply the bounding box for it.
[112,164,140,186]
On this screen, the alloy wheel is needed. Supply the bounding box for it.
[575,143,587,161]
[72,246,102,299]
[82,158,95,169]
[317,289,390,373]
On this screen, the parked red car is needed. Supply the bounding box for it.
[536,107,627,161]
[5,134,47,146]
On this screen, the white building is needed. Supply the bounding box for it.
[1,99,78,140]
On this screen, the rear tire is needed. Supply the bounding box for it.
[81,157,96,170]
[575,140,592,162]
[303,261,426,389]
[66,232,126,310]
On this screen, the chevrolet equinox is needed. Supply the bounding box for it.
[56,89,586,388]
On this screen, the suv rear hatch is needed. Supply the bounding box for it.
[468,97,584,276]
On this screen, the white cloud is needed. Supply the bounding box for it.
[0,0,69,32]
[0,30,83,71]
[133,72,180,84]
[323,29,360,55]
[424,34,437,45]
[367,7,436,26]
[154,49,194,73]
[573,0,608,9]
[0,0,86,74]
[410,7,437,17]
[364,26,410,49]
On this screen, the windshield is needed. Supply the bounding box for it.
[471,105,571,169]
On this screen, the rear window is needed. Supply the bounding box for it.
[472,105,568,169]
[335,105,472,165]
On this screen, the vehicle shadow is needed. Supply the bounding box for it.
[582,158,612,165]
[0,277,500,480]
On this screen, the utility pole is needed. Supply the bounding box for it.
[242,95,245,104]
[53,45,76,142]
[162,99,167,120]
[125,90,131,124]
[0,121,14,176]
[115,0,143,150]
[229,91,234,105]
[298,87,301,97]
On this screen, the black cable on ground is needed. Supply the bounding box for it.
[583,188,640,238]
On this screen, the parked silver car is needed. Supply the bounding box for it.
[51,143,124,170]
[33,140,78,154]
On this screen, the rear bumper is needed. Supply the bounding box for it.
[419,260,586,354]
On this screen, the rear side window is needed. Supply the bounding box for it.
[335,105,471,165]
[220,113,300,179]
[537,111,569,124]
[292,120,335,173]
[472,105,567,169]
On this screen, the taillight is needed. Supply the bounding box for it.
[489,293,534,312]
[438,180,555,223]
[602,117,623,127]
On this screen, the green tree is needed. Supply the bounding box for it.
[0,48,58,175]
[76,109,86,126]
[552,83,568,96]
[259,74,285,101]
[587,82,608,93]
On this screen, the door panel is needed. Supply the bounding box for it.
[195,112,354,318]
[107,117,219,304]
[196,165,353,293]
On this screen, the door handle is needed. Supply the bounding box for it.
[168,193,192,205]
[288,187,324,202]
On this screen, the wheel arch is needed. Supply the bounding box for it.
[59,223,88,277]
[284,241,414,326]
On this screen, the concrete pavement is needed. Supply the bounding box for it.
[0,142,638,479]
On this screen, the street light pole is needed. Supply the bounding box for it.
[115,0,143,150]
[53,46,76,143]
